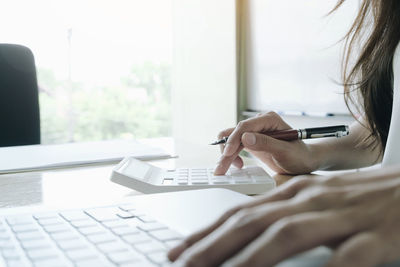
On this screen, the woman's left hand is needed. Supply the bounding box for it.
[168,166,400,267]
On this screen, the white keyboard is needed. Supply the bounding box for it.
[111,157,275,194]
[0,204,181,267]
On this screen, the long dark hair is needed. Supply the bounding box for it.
[334,0,400,151]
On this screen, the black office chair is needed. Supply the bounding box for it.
[0,44,40,147]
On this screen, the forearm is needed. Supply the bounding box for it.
[310,119,382,171]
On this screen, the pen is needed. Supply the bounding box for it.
[210,125,350,145]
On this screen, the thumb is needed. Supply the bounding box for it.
[241,132,290,154]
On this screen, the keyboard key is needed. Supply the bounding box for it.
[74,258,113,267]
[11,224,38,233]
[122,232,152,245]
[137,222,167,232]
[60,211,88,222]
[138,216,156,223]
[0,239,15,250]
[50,231,79,241]
[149,229,182,242]
[86,233,117,244]
[33,213,59,220]
[7,216,34,226]
[57,239,88,251]
[108,251,142,265]
[26,249,59,261]
[147,251,169,265]
[16,231,45,241]
[97,241,128,254]
[117,211,135,219]
[118,204,136,212]
[33,258,69,267]
[2,248,21,260]
[6,259,28,267]
[66,248,98,261]
[119,259,157,267]
[134,240,166,254]
[78,226,106,236]
[85,208,119,222]
[70,219,97,228]
[129,210,146,217]
[102,220,129,229]
[43,224,70,233]
[21,239,52,250]
[0,232,10,240]
[164,240,182,249]
[112,226,140,236]
[37,218,64,226]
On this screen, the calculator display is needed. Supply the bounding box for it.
[121,159,152,180]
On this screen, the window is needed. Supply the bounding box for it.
[0,0,172,144]
[241,0,360,115]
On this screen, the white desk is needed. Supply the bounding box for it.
[0,138,276,209]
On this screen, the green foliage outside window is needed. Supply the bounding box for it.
[38,62,171,144]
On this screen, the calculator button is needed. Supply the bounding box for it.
[191,181,208,184]
[212,180,228,184]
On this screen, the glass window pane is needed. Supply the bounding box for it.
[244,0,359,115]
[0,0,172,144]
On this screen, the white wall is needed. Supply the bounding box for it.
[172,0,237,154]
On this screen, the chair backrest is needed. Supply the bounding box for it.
[0,44,40,147]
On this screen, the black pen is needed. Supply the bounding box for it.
[210,125,350,145]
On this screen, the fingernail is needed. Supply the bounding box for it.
[243,133,256,146]
[223,144,234,156]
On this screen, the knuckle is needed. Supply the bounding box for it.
[221,206,242,221]
[273,218,301,241]
[260,134,268,145]
[236,120,246,129]
[279,176,314,198]
[229,208,261,229]
[301,187,344,209]
[322,175,342,186]
[291,176,315,189]
[266,111,278,117]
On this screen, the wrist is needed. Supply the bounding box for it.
[307,143,330,171]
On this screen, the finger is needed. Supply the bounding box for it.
[325,232,383,267]
[223,112,290,157]
[168,175,314,262]
[214,145,243,175]
[175,200,312,267]
[217,128,235,154]
[232,156,244,169]
[241,132,292,154]
[168,205,243,262]
[227,209,366,267]
[323,164,400,187]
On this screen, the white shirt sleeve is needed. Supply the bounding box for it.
[382,43,400,166]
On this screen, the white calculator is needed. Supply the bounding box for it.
[111,157,276,195]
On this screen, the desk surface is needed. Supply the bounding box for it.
[0,138,295,210]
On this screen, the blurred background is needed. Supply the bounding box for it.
[0,0,357,147]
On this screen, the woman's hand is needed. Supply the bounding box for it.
[168,166,400,267]
[214,112,320,175]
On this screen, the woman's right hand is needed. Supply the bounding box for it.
[214,112,321,175]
